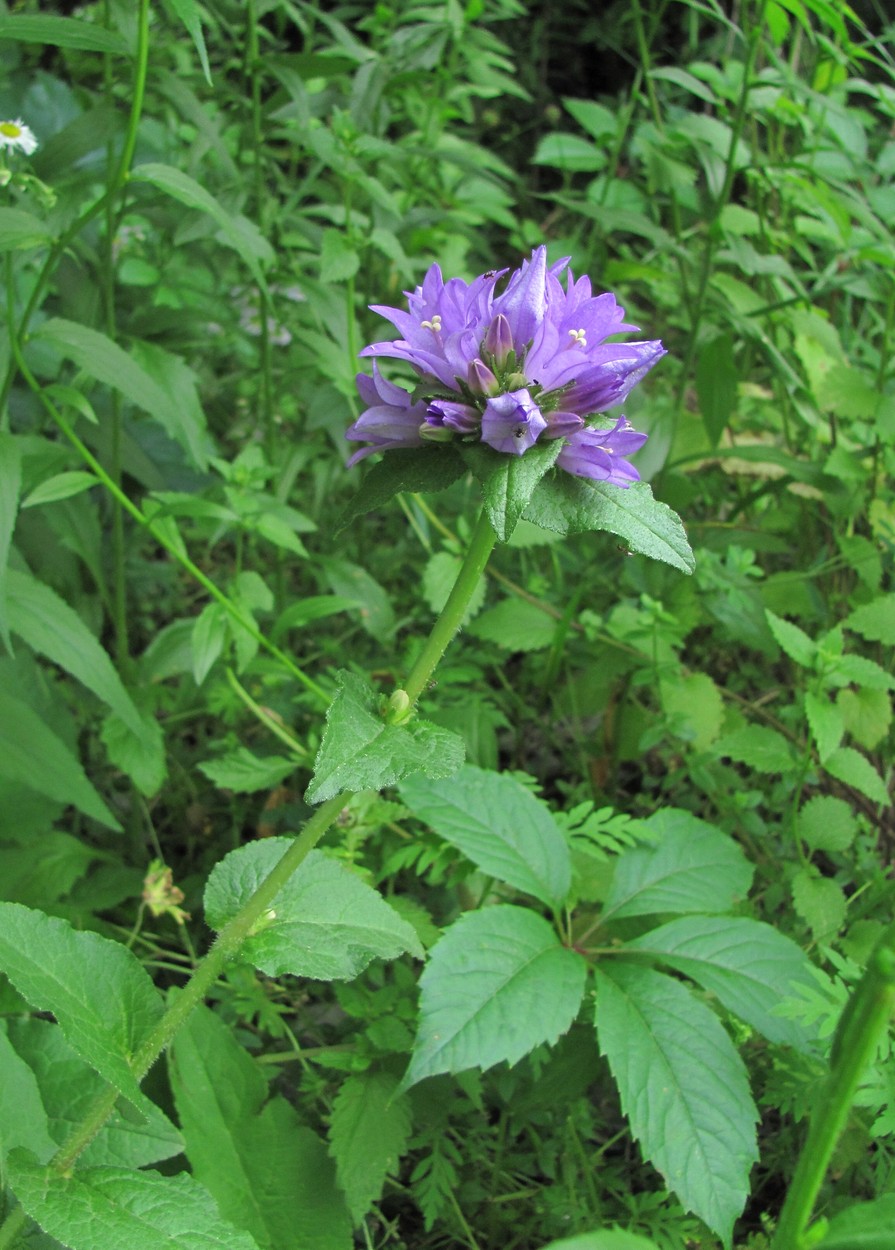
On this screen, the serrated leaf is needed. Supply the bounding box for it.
[814,1194,895,1250]
[0,686,120,829]
[467,597,557,651]
[130,164,273,287]
[805,692,844,763]
[101,709,167,797]
[525,475,694,573]
[797,795,857,853]
[0,14,130,53]
[601,808,752,922]
[305,670,464,804]
[204,841,422,980]
[627,916,818,1051]
[826,653,895,691]
[7,1154,262,1250]
[0,207,52,251]
[337,446,466,535]
[838,686,891,750]
[765,610,816,667]
[845,595,895,644]
[462,439,563,542]
[7,1018,182,1169]
[328,1071,411,1223]
[0,903,163,1111]
[715,725,796,773]
[403,905,586,1087]
[169,1004,351,1250]
[399,765,571,909]
[791,867,846,941]
[0,430,21,652]
[594,963,758,1247]
[824,747,890,806]
[197,748,297,794]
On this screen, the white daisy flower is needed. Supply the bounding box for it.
[0,119,38,155]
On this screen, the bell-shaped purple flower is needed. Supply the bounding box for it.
[427,399,480,434]
[346,364,428,465]
[555,417,648,487]
[481,389,547,456]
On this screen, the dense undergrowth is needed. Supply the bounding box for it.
[0,1,894,1249]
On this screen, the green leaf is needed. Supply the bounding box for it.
[191,603,228,685]
[659,671,724,750]
[7,1153,262,1250]
[714,725,797,773]
[129,342,215,472]
[765,610,816,667]
[328,1070,412,1224]
[805,692,844,763]
[7,1018,182,1168]
[336,446,466,535]
[0,14,130,53]
[21,469,99,507]
[7,568,145,738]
[403,905,587,1087]
[601,809,752,922]
[0,430,21,652]
[814,1194,895,1250]
[824,746,890,806]
[525,476,694,573]
[0,831,95,908]
[462,440,563,542]
[0,685,121,829]
[797,795,857,853]
[0,903,163,1111]
[0,207,52,251]
[422,552,486,620]
[791,867,846,941]
[272,595,358,639]
[130,163,274,287]
[204,841,423,980]
[305,670,464,804]
[320,229,360,282]
[322,560,396,640]
[399,764,571,909]
[696,333,737,447]
[838,686,891,750]
[594,963,758,1247]
[845,595,895,644]
[0,1022,58,1165]
[197,748,297,794]
[627,916,818,1051]
[163,0,212,83]
[538,1233,660,1250]
[467,597,558,651]
[169,1003,351,1250]
[100,709,167,798]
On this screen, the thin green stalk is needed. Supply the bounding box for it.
[402,509,497,705]
[770,923,895,1250]
[225,667,309,757]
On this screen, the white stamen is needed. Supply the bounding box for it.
[421,314,442,332]
[568,328,587,348]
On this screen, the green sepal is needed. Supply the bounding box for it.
[524,474,695,572]
[336,446,466,534]
[305,670,464,804]
[461,439,563,542]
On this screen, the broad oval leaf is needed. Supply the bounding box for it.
[204,841,423,979]
[626,915,819,1051]
[403,905,587,1087]
[594,963,758,1246]
[601,808,752,922]
[400,765,571,909]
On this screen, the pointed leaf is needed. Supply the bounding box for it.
[204,841,423,980]
[404,905,587,1087]
[399,764,571,909]
[7,1154,262,1250]
[715,725,797,773]
[627,915,818,1051]
[164,0,212,83]
[0,430,21,651]
[462,439,563,542]
[594,963,758,1246]
[765,610,816,667]
[539,1234,660,1250]
[336,446,466,535]
[805,692,844,763]
[824,746,890,806]
[0,14,130,53]
[602,809,752,922]
[305,670,464,804]
[328,1071,412,1223]
[0,207,52,251]
[0,1022,58,1165]
[197,748,297,794]
[525,475,694,573]
[815,1194,895,1250]
[0,903,163,1111]
[845,595,895,645]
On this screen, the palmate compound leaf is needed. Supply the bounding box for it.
[524,474,694,573]
[601,808,752,923]
[305,669,464,804]
[399,764,571,909]
[328,1070,412,1224]
[0,903,164,1113]
[204,840,423,980]
[626,916,819,1052]
[594,963,758,1247]
[169,1003,352,1250]
[7,1152,262,1250]
[402,905,587,1088]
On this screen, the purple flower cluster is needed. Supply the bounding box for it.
[346,246,664,487]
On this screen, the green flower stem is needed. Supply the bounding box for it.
[770,923,895,1250]
[402,508,497,706]
[225,668,310,758]
[10,342,329,707]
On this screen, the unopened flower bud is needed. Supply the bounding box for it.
[467,358,500,396]
[483,314,513,366]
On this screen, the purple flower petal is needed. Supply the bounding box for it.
[481,389,547,456]
[556,418,647,487]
